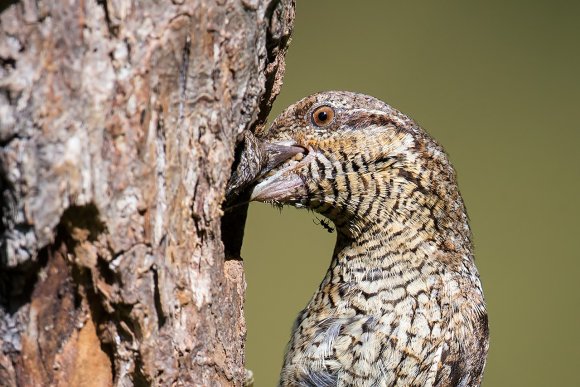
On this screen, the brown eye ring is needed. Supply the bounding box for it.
[311,105,335,127]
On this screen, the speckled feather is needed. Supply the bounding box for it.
[251,91,488,387]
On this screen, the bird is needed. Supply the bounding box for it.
[249,91,489,387]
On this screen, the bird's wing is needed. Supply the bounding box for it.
[281,315,366,386]
[430,269,489,387]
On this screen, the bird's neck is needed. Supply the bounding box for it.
[310,213,472,317]
[331,220,449,283]
[319,170,474,293]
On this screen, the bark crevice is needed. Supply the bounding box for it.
[0,246,48,316]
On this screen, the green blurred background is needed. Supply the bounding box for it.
[242,1,580,386]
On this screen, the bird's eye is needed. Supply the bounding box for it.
[311,106,335,127]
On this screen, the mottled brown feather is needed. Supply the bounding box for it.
[252,91,489,387]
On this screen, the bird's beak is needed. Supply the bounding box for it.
[262,143,306,174]
[251,142,309,202]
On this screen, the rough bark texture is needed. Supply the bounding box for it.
[0,0,294,385]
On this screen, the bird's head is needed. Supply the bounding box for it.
[251,91,466,240]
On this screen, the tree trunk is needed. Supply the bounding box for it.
[0,0,294,385]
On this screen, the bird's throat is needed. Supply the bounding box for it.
[310,219,452,320]
[313,184,473,311]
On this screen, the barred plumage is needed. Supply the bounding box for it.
[251,91,488,386]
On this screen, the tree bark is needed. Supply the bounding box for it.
[0,0,294,385]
